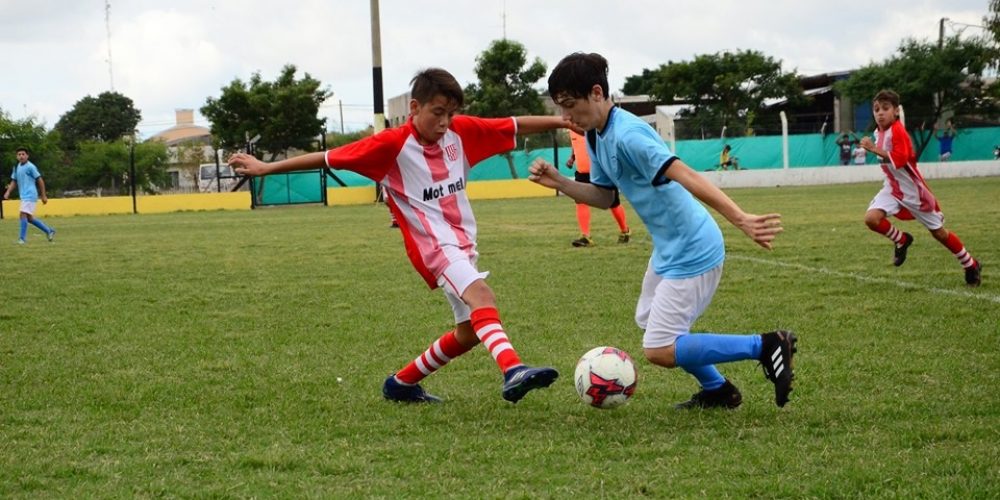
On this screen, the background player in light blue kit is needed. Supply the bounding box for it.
[530,52,797,408]
[4,148,55,244]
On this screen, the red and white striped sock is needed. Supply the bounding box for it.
[873,219,906,245]
[394,330,472,385]
[942,232,977,269]
[471,307,522,374]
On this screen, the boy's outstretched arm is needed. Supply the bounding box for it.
[667,159,782,249]
[229,151,327,177]
[528,158,615,208]
[515,116,580,135]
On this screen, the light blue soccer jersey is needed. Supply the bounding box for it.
[588,107,725,278]
[11,161,41,202]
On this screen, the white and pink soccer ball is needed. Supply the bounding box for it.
[574,346,637,409]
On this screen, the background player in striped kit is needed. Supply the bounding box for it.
[230,68,569,404]
[858,90,981,286]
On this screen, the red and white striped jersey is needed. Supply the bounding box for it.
[324,115,517,288]
[874,120,940,214]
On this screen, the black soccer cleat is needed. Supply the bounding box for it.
[382,374,442,403]
[759,331,797,408]
[571,236,594,248]
[965,261,982,287]
[894,232,913,267]
[502,365,558,403]
[675,379,743,410]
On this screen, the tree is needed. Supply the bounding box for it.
[464,39,547,178]
[622,50,805,137]
[985,1,1000,47]
[836,35,998,157]
[0,108,66,191]
[326,127,374,148]
[70,140,169,196]
[201,65,332,161]
[53,92,142,150]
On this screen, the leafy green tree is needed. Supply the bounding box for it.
[464,39,547,178]
[986,1,1000,47]
[326,127,374,148]
[53,92,142,150]
[622,50,805,137]
[201,64,332,161]
[0,108,66,191]
[71,140,169,196]
[836,35,997,157]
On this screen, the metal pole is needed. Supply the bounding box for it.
[780,111,789,170]
[339,99,345,134]
[370,0,385,202]
[129,139,137,214]
[939,17,944,48]
[215,148,222,193]
[370,0,385,134]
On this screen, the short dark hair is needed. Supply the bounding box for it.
[873,90,900,107]
[15,147,29,154]
[410,68,464,107]
[548,52,610,100]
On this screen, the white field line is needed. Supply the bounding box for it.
[728,254,1000,305]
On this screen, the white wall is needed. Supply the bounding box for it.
[701,160,1000,189]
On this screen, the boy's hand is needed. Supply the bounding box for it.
[228,153,267,176]
[528,158,563,190]
[737,213,783,250]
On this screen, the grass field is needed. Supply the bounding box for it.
[2,177,999,498]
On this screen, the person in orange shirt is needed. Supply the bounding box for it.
[566,130,630,247]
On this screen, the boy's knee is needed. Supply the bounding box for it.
[864,212,883,229]
[644,346,677,369]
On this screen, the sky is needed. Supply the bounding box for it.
[0,0,990,139]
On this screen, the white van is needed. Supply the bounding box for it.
[198,163,240,192]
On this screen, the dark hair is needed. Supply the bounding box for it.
[410,68,464,107]
[548,52,610,100]
[15,147,29,154]
[873,90,900,107]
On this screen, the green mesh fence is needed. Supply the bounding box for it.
[312,126,999,190]
[252,169,325,205]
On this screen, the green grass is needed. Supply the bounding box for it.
[2,177,999,498]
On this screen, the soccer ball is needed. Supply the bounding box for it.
[574,346,637,409]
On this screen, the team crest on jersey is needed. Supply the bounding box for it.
[444,143,459,162]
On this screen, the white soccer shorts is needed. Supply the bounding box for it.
[19,201,37,215]
[868,187,945,230]
[635,261,723,349]
[439,258,490,323]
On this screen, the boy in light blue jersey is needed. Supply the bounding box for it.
[4,148,55,244]
[530,53,797,408]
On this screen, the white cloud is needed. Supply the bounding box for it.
[0,0,989,138]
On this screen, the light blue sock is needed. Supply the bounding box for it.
[682,364,726,391]
[29,218,51,234]
[19,219,28,240]
[675,333,762,368]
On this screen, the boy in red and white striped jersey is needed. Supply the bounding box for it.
[230,68,568,403]
[859,90,981,286]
